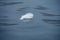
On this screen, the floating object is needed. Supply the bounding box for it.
[20,12,34,22]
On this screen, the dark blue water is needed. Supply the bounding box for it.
[0,0,60,40]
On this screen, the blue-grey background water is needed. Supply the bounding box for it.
[0,0,60,40]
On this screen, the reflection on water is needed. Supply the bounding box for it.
[34,5,48,10]
[0,23,18,26]
[42,19,60,24]
[0,2,24,6]
[40,12,60,16]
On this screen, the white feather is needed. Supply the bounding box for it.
[20,13,34,20]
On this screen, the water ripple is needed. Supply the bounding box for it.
[34,5,48,10]
[42,19,60,24]
[0,23,18,26]
[16,7,30,12]
[0,16,8,18]
[0,2,24,6]
[40,12,60,16]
